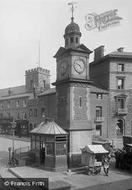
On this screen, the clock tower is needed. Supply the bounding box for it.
[53,8,93,167]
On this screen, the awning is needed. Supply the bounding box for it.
[81,145,108,154]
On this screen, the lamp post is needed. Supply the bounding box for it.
[8,147,11,165]
[10,120,16,157]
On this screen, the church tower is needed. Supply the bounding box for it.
[53,3,93,167]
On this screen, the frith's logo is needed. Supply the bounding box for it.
[85,9,122,31]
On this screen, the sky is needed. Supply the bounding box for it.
[0,0,132,89]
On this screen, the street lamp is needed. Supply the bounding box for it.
[10,120,16,157]
[8,147,11,165]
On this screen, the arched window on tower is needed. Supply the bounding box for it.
[76,37,78,44]
[66,39,68,46]
[70,37,74,43]
[30,80,33,90]
[43,80,46,88]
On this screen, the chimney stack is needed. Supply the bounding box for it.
[94,45,104,62]
[117,47,124,52]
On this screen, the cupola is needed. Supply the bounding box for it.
[64,17,81,49]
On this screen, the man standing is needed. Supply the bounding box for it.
[102,155,110,176]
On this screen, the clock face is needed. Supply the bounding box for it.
[59,61,68,76]
[73,59,85,74]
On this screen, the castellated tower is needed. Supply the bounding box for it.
[25,67,50,93]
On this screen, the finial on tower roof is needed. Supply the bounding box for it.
[68,2,77,22]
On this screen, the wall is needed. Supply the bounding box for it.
[28,92,56,129]
[90,91,109,138]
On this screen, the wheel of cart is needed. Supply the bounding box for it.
[85,166,94,175]
[85,163,102,175]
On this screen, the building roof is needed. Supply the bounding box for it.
[0,93,33,101]
[54,44,92,58]
[0,85,26,98]
[30,121,67,135]
[81,145,108,154]
[109,51,132,58]
[90,50,132,65]
[38,88,56,97]
[65,19,80,34]
[90,85,108,94]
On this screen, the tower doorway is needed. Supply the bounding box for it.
[116,119,124,138]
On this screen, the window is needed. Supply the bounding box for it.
[23,113,27,119]
[79,96,82,107]
[23,100,26,107]
[0,113,3,118]
[7,112,11,118]
[95,125,102,136]
[41,107,45,117]
[30,80,33,89]
[46,142,54,156]
[16,100,20,107]
[34,109,38,117]
[76,37,78,43]
[7,101,10,109]
[0,104,3,110]
[117,98,125,109]
[70,37,74,43]
[17,112,20,119]
[56,142,67,155]
[66,39,68,46]
[117,78,124,89]
[118,63,124,72]
[96,94,103,99]
[43,80,46,88]
[96,106,102,118]
[29,109,33,117]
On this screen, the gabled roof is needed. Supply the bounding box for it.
[30,121,67,135]
[54,44,92,58]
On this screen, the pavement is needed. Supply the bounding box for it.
[5,165,132,190]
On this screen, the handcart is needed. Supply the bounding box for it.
[81,145,108,175]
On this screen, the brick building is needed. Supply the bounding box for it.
[0,67,50,136]
[90,46,132,146]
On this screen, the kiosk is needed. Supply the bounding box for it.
[30,121,68,171]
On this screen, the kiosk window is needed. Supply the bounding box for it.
[56,142,67,155]
[46,142,54,156]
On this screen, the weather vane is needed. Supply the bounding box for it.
[68,2,77,21]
